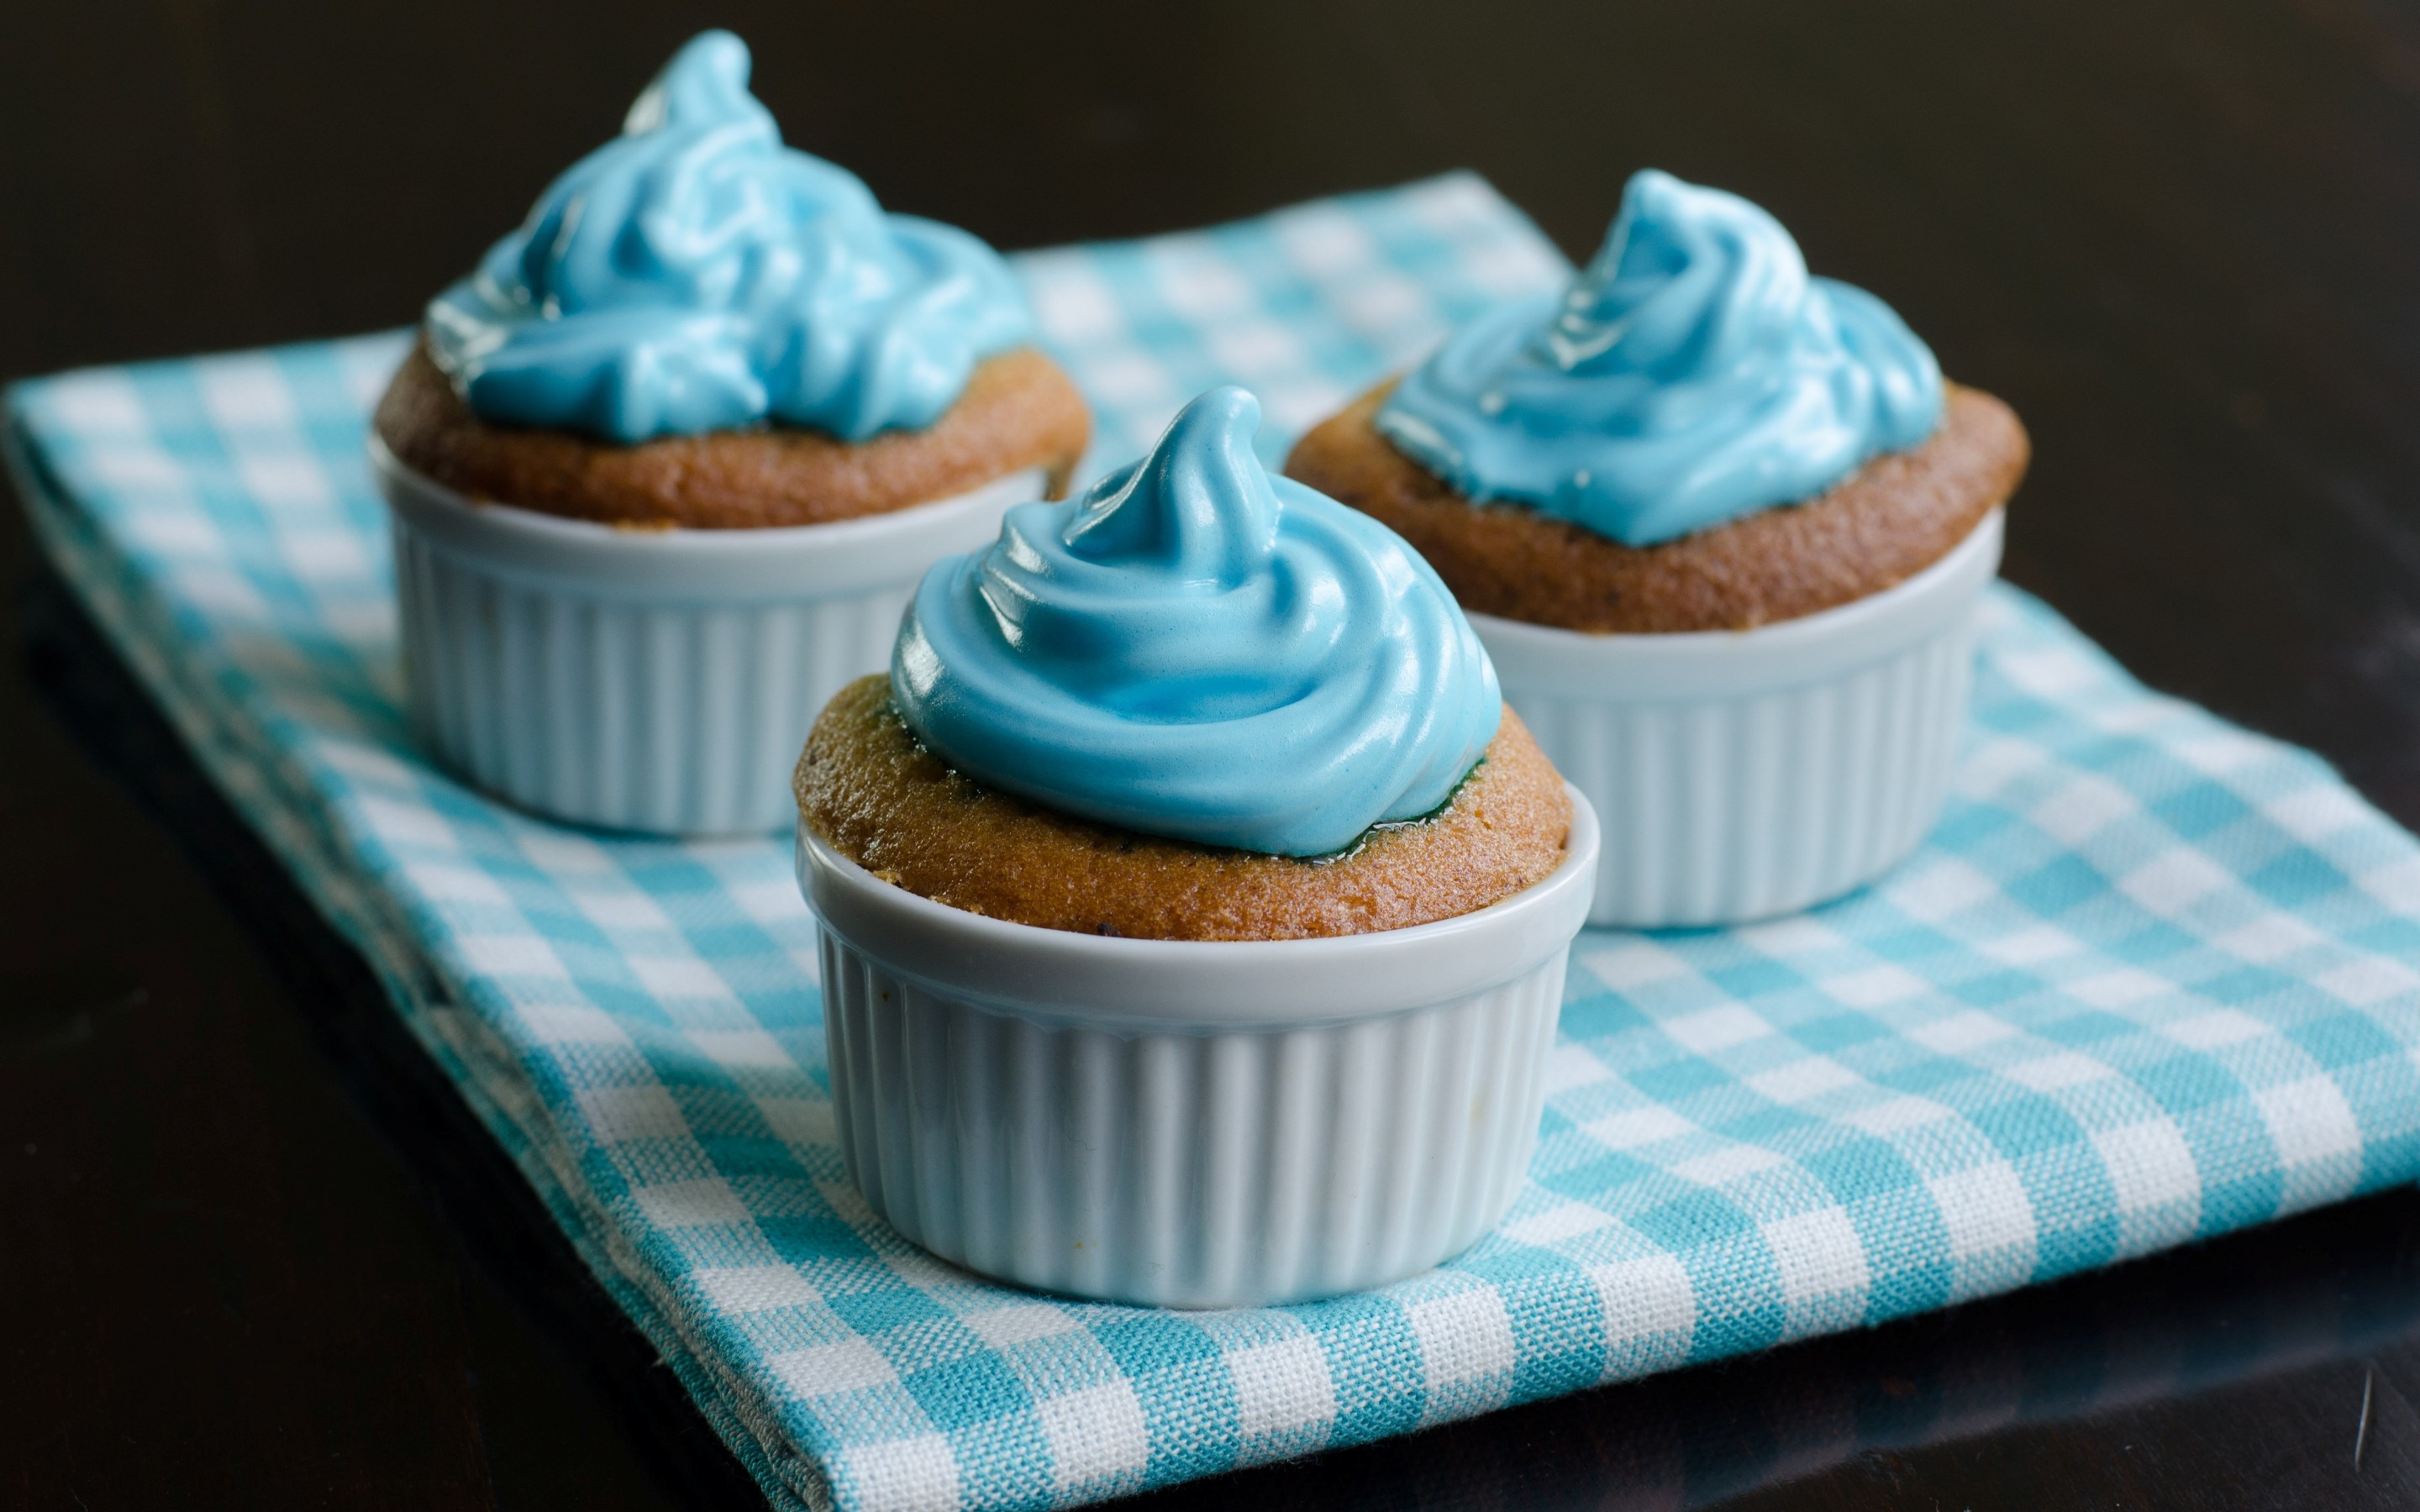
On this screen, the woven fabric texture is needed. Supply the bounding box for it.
[13,176,2420,1512]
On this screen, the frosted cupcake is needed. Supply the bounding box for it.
[370,30,1088,835]
[1288,170,2029,926]
[792,387,1598,1305]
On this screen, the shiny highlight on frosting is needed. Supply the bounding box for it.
[427,31,1030,444]
[1376,169,1944,547]
[892,386,1502,858]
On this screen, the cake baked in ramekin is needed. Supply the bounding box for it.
[1288,170,2031,927]
[792,386,1597,1306]
[371,30,1088,836]
[799,675,1570,942]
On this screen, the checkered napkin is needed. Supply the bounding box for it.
[13,175,2420,1512]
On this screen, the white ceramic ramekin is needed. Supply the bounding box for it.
[794,786,1600,1308]
[1473,510,2002,930]
[372,438,1043,836]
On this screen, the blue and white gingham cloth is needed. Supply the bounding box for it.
[13,176,2420,1512]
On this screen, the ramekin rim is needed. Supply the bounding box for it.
[368,432,1046,557]
[795,782,1599,1025]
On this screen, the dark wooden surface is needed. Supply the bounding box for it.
[8,2,2420,1507]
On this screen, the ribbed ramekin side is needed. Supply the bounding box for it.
[818,928,1567,1308]
[391,513,913,834]
[1507,617,1978,928]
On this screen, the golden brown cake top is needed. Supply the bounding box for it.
[1284,379,2028,634]
[797,677,1571,942]
[373,342,1091,529]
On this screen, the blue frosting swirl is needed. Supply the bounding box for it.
[1376,169,1944,547]
[425,31,1031,444]
[892,386,1502,857]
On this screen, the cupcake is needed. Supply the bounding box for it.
[1288,169,2029,927]
[792,387,1599,1305]
[370,30,1089,835]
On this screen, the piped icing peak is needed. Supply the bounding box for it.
[1376,169,1944,546]
[427,30,1030,444]
[892,386,1502,857]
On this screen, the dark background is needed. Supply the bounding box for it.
[8,2,2420,1507]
